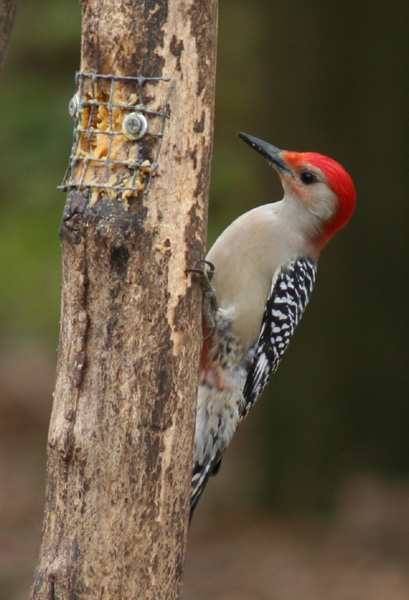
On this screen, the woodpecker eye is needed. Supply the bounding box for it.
[300,171,318,185]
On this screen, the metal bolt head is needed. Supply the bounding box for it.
[69,94,80,118]
[122,112,148,140]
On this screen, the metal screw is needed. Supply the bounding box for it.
[122,112,148,140]
[69,94,79,118]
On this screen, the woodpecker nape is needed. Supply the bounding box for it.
[190,133,356,518]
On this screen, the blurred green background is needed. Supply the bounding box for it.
[1,0,408,598]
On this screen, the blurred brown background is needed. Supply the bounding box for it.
[1,1,408,598]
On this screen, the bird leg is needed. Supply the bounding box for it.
[186,260,218,339]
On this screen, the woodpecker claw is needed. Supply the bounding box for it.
[186,260,218,339]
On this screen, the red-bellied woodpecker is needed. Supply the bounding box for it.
[190,133,356,518]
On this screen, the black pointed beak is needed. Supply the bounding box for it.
[238,132,291,175]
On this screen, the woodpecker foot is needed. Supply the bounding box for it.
[186,260,218,339]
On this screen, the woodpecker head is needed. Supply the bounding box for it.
[239,132,356,251]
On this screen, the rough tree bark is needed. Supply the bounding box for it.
[31,1,218,598]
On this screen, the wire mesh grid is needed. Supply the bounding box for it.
[59,72,174,196]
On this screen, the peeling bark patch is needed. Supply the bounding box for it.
[193,112,205,133]
[143,0,168,21]
[173,285,196,334]
[194,149,212,199]
[60,192,147,250]
[91,198,147,242]
[188,2,216,96]
[59,190,89,244]
[73,276,90,389]
[73,351,87,387]
[150,347,176,430]
[145,430,161,474]
[110,245,130,278]
[174,199,207,338]
[190,147,198,170]
[80,2,103,74]
[140,136,157,161]
[135,1,169,75]
[184,201,206,270]
[70,538,82,594]
[170,35,184,71]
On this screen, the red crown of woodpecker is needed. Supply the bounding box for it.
[284,150,356,248]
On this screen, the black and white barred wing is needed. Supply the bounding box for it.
[241,257,317,420]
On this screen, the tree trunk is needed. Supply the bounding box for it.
[31,1,218,598]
